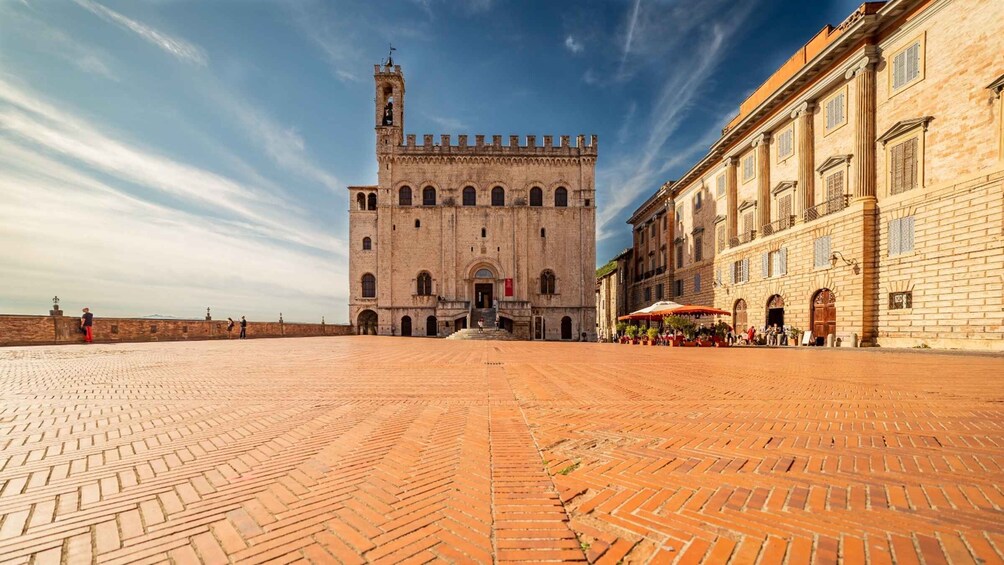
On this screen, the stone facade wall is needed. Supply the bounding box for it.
[350,64,597,340]
[0,315,353,347]
[618,0,1003,351]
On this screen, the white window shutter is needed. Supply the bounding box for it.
[823,237,831,264]
[813,238,821,267]
[762,252,770,278]
[904,216,914,252]
[729,263,735,284]
[780,247,788,275]
[742,258,750,282]
[889,219,901,255]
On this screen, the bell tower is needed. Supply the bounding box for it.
[375,55,404,154]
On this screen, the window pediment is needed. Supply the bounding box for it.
[771,180,796,196]
[691,227,705,235]
[738,199,757,212]
[986,74,1004,98]
[816,154,852,174]
[713,214,727,224]
[876,116,933,146]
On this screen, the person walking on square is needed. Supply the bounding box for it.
[227,317,235,339]
[80,307,94,343]
[478,318,484,333]
[239,316,247,339]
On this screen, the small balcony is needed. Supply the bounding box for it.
[761,215,795,237]
[729,230,756,248]
[803,195,848,223]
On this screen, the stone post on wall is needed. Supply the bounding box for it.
[846,52,877,200]
[724,156,739,243]
[791,101,816,222]
[753,133,772,230]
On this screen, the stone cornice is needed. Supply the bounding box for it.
[876,117,934,145]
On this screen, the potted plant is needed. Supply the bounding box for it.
[646,327,659,345]
[788,327,803,346]
[625,325,638,344]
[615,322,627,342]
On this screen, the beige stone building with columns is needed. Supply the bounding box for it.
[625,0,1003,350]
[349,63,597,340]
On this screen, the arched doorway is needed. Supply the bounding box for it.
[560,316,572,340]
[357,310,377,335]
[472,267,495,309]
[426,316,437,337]
[733,299,748,332]
[766,295,785,328]
[811,289,836,345]
[401,315,412,337]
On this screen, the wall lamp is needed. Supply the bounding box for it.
[830,251,860,274]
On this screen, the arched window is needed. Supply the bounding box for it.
[462,186,476,206]
[540,270,556,295]
[475,268,494,279]
[529,187,543,207]
[399,186,412,206]
[356,193,366,210]
[422,186,436,206]
[481,228,486,238]
[417,272,432,296]
[367,193,377,210]
[491,186,505,206]
[415,219,421,228]
[361,274,376,298]
[362,237,371,250]
[554,187,568,207]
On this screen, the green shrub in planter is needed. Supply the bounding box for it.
[625,325,638,339]
[646,327,659,341]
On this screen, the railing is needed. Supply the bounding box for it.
[437,299,470,311]
[729,230,756,248]
[655,266,665,275]
[761,215,795,237]
[803,195,848,223]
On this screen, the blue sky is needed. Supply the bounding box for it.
[0,0,862,323]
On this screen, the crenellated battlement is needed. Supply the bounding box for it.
[394,133,598,156]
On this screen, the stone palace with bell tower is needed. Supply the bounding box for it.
[348,61,597,340]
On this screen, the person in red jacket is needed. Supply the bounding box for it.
[80,308,94,343]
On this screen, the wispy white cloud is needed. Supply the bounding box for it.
[618,0,642,77]
[597,1,760,240]
[564,35,584,54]
[287,2,364,83]
[73,0,208,66]
[424,113,468,131]
[0,142,346,322]
[0,77,344,254]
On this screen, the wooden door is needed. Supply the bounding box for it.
[733,299,747,332]
[560,317,573,340]
[401,316,412,337]
[812,290,836,344]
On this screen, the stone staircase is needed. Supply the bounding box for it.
[445,328,521,341]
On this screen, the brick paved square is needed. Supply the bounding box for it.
[0,338,1002,563]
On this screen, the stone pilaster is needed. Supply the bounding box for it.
[791,101,816,222]
[724,156,739,243]
[846,54,876,200]
[753,133,771,230]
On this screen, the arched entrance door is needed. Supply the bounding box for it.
[733,299,748,332]
[766,295,785,328]
[401,315,412,337]
[811,289,836,345]
[426,316,437,337]
[560,316,573,340]
[357,310,377,335]
[472,267,495,309]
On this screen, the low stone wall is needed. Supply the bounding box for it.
[0,315,353,347]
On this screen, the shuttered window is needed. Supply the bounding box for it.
[742,154,755,182]
[716,175,726,197]
[717,224,726,252]
[777,127,793,160]
[890,137,918,195]
[742,212,754,238]
[825,92,845,131]
[893,42,921,90]
[761,252,770,278]
[778,194,792,223]
[767,248,787,277]
[733,258,750,284]
[675,242,684,268]
[694,274,701,293]
[889,216,915,256]
[813,236,831,268]
[826,171,845,201]
[694,235,703,262]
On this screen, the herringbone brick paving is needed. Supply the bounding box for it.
[0,338,1001,563]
